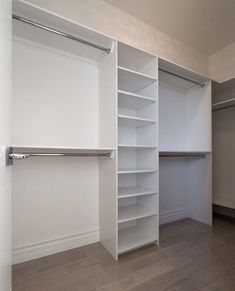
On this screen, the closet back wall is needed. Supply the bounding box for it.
[25,0,209,78]
[12,38,100,264]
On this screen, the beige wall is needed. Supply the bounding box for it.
[24,0,209,78]
[210,42,235,82]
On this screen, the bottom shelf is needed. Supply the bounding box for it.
[118,224,157,254]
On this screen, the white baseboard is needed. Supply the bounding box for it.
[12,229,99,265]
[160,208,188,225]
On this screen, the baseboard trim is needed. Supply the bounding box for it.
[160,208,188,225]
[12,229,99,265]
[213,204,235,218]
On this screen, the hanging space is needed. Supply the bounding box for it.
[117,42,159,255]
[158,59,212,225]
[11,0,117,263]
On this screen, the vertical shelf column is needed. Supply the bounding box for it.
[117,42,159,255]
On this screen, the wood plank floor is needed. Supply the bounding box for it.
[12,215,235,291]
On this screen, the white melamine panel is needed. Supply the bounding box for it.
[12,157,99,259]
[0,1,11,290]
[187,155,212,225]
[118,42,157,78]
[213,107,235,209]
[118,124,157,147]
[118,216,157,254]
[118,204,156,223]
[12,39,99,148]
[13,0,113,62]
[98,41,117,259]
[118,148,157,170]
[118,186,155,198]
[118,90,157,110]
[159,157,189,224]
[118,115,156,128]
[118,67,157,93]
[159,156,212,225]
[159,79,211,152]
[185,83,211,152]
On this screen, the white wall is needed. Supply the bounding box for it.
[12,38,100,264]
[24,0,209,78]
[0,0,12,290]
[209,42,235,82]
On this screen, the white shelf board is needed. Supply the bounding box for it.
[118,114,156,128]
[118,144,157,149]
[118,204,156,223]
[10,145,114,155]
[159,151,211,157]
[118,225,157,254]
[118,186,156,198]
[118,90,157,110]
[118,168,156,174]
[118,66,157,93]
[212,98,235,111]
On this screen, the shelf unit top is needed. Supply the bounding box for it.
[118,204,156,223]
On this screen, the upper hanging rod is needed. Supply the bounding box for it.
[12,14,111,53]
[159,68,205,87]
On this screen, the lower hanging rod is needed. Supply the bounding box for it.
[12,14,111,53]
[9,152,111,160]
[159,68,205,87]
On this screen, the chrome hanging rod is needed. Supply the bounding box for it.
[12,14,111,53]
[159,68,205,87]
[9,152,111,159]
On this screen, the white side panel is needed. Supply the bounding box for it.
[159,158,189,224]
[186,82,212,151]
[213,107,235,209]
[187,155,212,225]
[98,42,117,258]
[0,1,12,290]
[159,84,187,151]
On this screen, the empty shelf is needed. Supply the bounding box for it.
[118,204,156,223]
[118,66,157,93]
[118,186,156,198]
[118,90,156,110]
[118,144,157,149]
[118,168,156,174]
[212,98,235,111]
[118,226,157,254]
[118,115,156,128]
[159,151,210,157]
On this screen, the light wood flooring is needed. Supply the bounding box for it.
[12,215,235,291]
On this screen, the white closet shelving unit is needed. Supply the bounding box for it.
[11,0,212,264]
[158,59,212,225]
[117,42,159,255]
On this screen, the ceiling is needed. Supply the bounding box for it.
[103,0,235,55]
